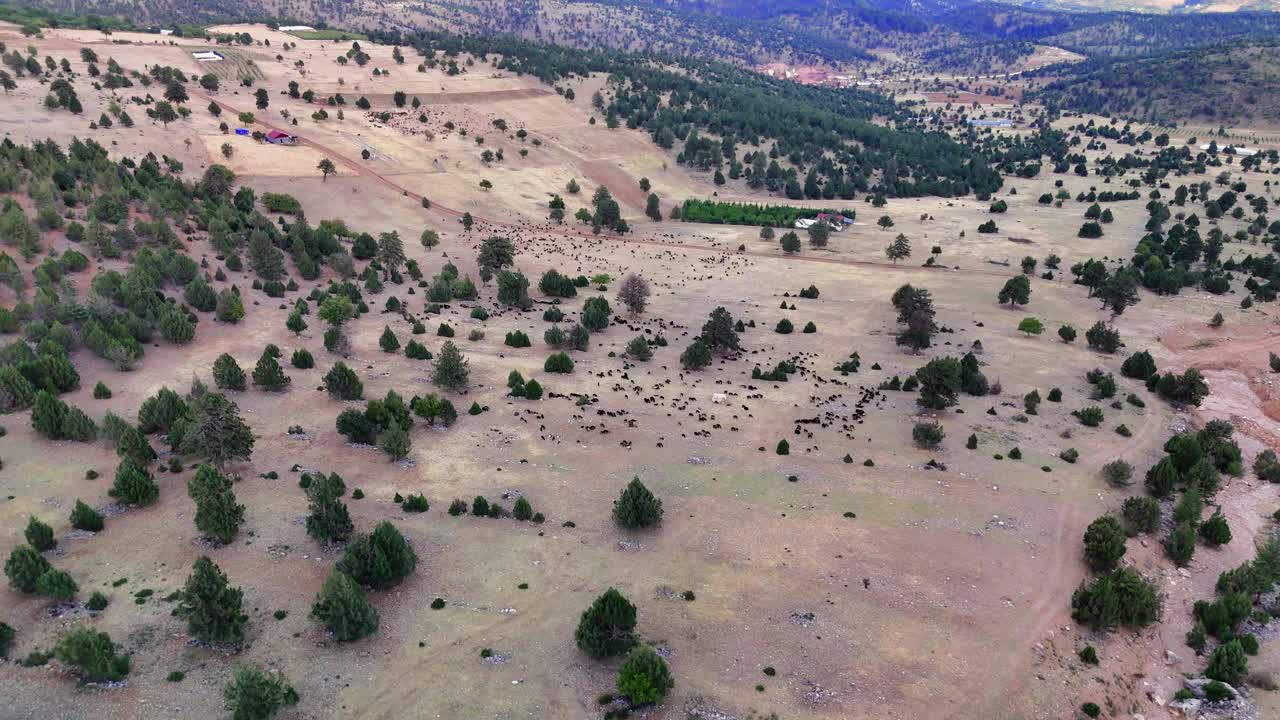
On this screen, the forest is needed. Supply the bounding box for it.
[1032,39,1280,124]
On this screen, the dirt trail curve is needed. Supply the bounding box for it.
[192,87,1019,279]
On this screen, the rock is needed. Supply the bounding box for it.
[1178,567,1192,578]
[1170,698,1201,717]
[1185,677,1239,700]
[1132,715,1145,720]
[1166,650,1181,665]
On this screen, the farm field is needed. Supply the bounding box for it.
[0,20,1278,720]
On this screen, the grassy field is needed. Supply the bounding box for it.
[287,29,368,41]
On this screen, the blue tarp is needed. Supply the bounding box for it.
[234,128,249,136]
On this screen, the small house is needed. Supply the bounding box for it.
[265,130,298,146]
[191,50,224,62]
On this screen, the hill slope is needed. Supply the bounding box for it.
[1031,39,1280,123]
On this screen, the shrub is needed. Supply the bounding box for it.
[448,499,468,516]
[36,568,78,600]
[1199,512,1232,546]
[1082,515,1127,572]
[5,545,51,594]
[86,592,109,612]
[1077,646,1098,665]
[1121,350,1157,380]
[213,354,246,391]
[69,499,104,532]
[775,318,793,334]
[1070,567,1161,630]
[680,338,713,370]
[337,522,417,589]
[401,493,429,513]
[912,421,944,448]
[1059,448,1079,463]
[1081,703,1100,719]
[616,645,674,706]
[224,666,298,720]
[613,477,663,529]
[513,497,533,521]
[1058,325,1077,343]
[25,517,55,552]
[1102,460,1133,487]
[110,461,159,506]
[1205,639,1247,685]
[323,362,364,400]
[1085,322,1121,353]
[575,588,637,658]
[1256,449,1280,483]
[472,496,491,516]
[1165,522,1197,567]
[545,351,574,374]
[291,349,314,369]
[1074,407,1104,427]
[1121,496,1161,535]
[54,626,129,682]
[93,382,112,399]
[311,571,379,641]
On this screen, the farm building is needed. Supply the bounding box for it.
[265,130,299,145]
[967,118,1012,128]
[278,25,315,32]
[191,50,225,62]
[816,213,853,229]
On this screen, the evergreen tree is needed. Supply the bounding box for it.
[70,500,104,531]
[616,645,675,706]
[379,326,400,353]
[432,341,469,391]
[378,420,411,461]
[54,626,130,682]
[915,357,962,410]
[224,666,298,720]
[885,233,910,263]
[1083,515,1127,572]
[323,362,364,400]
[311,571,379,641]
[700,307,740,352]
[179,556,246,644]
[574,587,637,658]
[110,460,159,506]
[213,354,247,391]
[336,521,418,590]
[179,392,255,469]
[377,231,406,272]
[286,311,307,335]
[613,477,663,529]
[24,516,55,552]
[305,473,353,543]
[116,425,157,465]
[31,390,66,439]
[5,545,52,593]
[251,351,290,391]
[188,464,245,544]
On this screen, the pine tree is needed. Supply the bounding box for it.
[323,362,364,400]
[180,556,245,644]
[432,341,469,391]
[613,477,663,529]
[616,645,675,705]
[700,307,740,352]
[188,464,245,544]
[110,460,159,506]
[248,231,285,281]
[286,311,307,335]
[179,392,255,469]
[31,390,67,439]
[377,231,406,271]
[224,667,298,720]
[213,354,247,391]
[885,233,911,263]
[574,587,637,658]
[5,545,52,593]
[379,326,400,353]
[25,516,55,551]
[251,351,290,391]
[305,473,353,543]
[69,500,104,532]
[378,420,410,461]
[54,626,130,682]
[336,521,418,590]
[311,571,379,641]
[116,425,157,464]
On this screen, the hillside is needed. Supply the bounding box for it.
[1032,39,1280,124]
